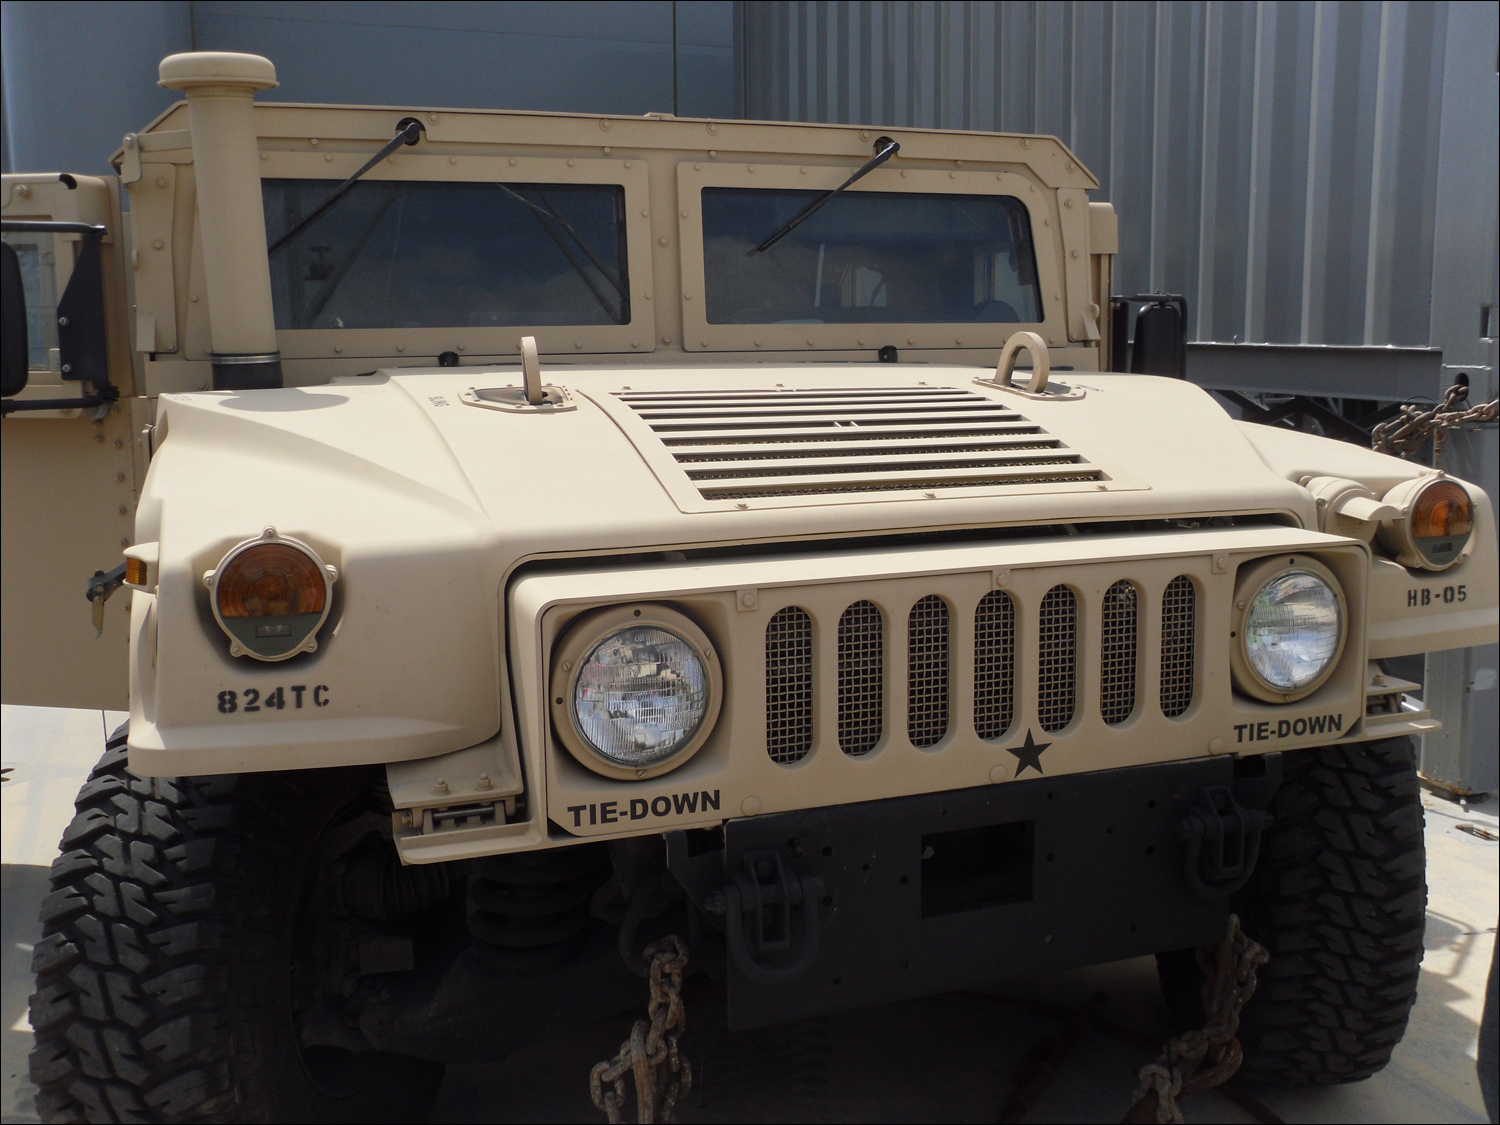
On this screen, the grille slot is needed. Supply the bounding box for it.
[837,600,884,756]
[907,596,950,748]
[974,591,1016,740]
[1038,586,1078,733]
[1100,580,1138,725]
[1160,576,1196,718]
[613,387,1103,501]
[765,607,814,764]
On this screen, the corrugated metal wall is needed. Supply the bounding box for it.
[739,1,1496,351]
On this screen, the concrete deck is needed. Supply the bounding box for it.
[4,704,1495,1124]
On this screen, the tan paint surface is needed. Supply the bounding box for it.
[1,410,135,709]
[1,175,138,710]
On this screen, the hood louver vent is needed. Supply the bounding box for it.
[589,384,1130,512]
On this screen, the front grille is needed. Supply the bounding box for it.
[1160,576,1196,717]
[974,591,1016,740]
[765,607,813,763]
[907,595,950,748]
[1037,586,1078,733]
[761,571,1206,763]
[1100,580,1138,725]
[837,600,884,755]
[613,387,1103,501]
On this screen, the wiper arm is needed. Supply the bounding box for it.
[269,118,424,256]
[490,183,624,322]
[493,183,626,299]
[748,136,899,256]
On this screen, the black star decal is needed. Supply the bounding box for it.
[1006,729,1051,777]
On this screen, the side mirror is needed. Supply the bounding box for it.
[1,240,28,397]
[1108,294,1188,379]
[0,221,115,415]
[1132,298,1187,380]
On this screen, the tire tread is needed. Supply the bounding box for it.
[28,726,443,1122]
[1234,737,1427,1085]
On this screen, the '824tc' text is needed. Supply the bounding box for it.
[216,685,330,714]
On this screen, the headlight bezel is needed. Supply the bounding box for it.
[1378,474,1475,571]
[549,603,722,781]
[204,527,338,661]
[1230,555,1347,704]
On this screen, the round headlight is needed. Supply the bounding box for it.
[1379,476,1475,571]
[1232,558,1346,703]
[205,528,337,660]
[551,605,721,779]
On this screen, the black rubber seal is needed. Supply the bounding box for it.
[212,356,284,391]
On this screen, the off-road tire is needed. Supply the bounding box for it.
[28,725,444,1123]
[1158,736,1426,1084]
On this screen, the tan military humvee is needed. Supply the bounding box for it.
[4,52,1494,1122]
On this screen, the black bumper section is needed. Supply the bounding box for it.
[672,754,1279,1030]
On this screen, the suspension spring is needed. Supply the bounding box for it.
[467,845,608,971]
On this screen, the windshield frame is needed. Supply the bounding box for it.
[255,151,654,362]
[678,161,1065,354]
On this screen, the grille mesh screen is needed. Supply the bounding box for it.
[1100,580,1138,725]
[1038,585,1078,733]
[837,600,884,755]
[974,590,1016,740]
[765,607,813,763]
[907,595,950,748]
[1160,576,1196,718]
[755,570,1199,757]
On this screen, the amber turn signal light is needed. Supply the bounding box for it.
[205,529,337,660]
[124,557,148,587]
[1410,480,1473,540]
[1379,476,1476,571]
[215,543,326,619]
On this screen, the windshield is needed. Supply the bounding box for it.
[262,180,628,330]
[702,189,1041,326]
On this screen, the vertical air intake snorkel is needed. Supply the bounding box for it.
[157,52,283,391]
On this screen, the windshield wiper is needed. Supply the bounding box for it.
[269,118,424,256]
[748,136,900,256]
[490,182,626,322]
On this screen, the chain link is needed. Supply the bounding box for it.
[1372,381,1499,461]
[590,935,692,1124]
[1124,914,1269,1125]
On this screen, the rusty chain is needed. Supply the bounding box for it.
[1372,381,1499,461]
[590,935,692,1124]
[1123,914,1269,1125]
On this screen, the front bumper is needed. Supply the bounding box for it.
[673,753,1278,1030]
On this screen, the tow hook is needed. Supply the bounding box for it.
[1178,785,1271,899]
[85,562,127,637]
[703,849,824,984]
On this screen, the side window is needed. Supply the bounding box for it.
[701,189,1041,326]
[262,180,629,330]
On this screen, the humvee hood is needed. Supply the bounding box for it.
[146,365,1341,560]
